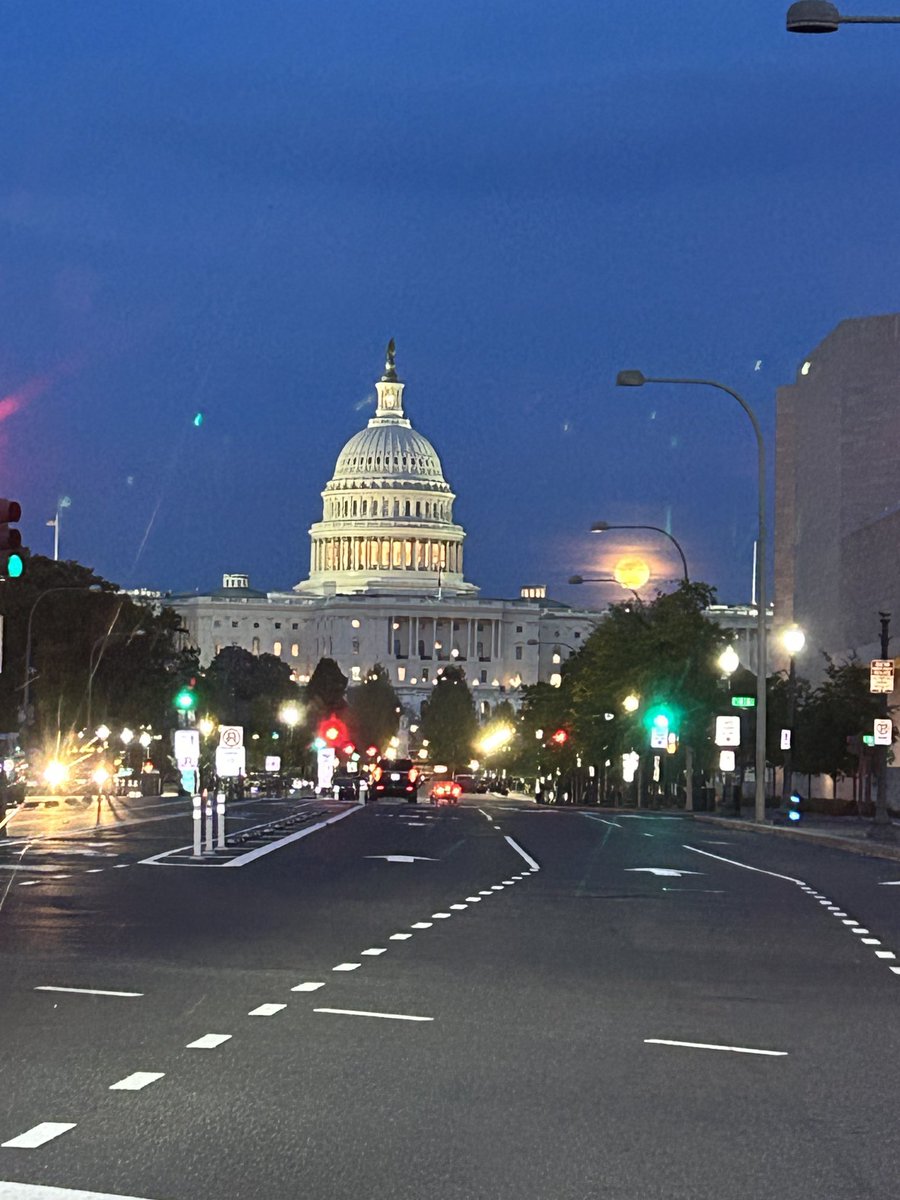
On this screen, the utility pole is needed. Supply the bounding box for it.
[870,611,895,839]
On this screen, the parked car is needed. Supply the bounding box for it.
[452,774,478,794]
[430,779,461,806]
[372,759,420,802]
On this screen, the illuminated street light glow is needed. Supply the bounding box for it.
[198,717,216,737]
[44,761,68,788]
[623,693,640,713]
[120,728,134,744]
[279,702,302,728]
[782,626,806,657]
[478,724,515,755]
[718,645,740,676]
[95,725,111,741]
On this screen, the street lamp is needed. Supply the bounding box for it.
[87,628,146,730]
[568,575,642,602]
[871,611,895,839]
[22,584,103,725]
[526,638,577,688]
[591,521,689,584]
[617,369,769,824]
[778,626,806,816]
[786,1,900,31]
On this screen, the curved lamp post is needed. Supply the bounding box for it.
[787,1,900,31]
[22,584,103,725]
[617,369,768,824]
[590,521,689,584]
[568,575,642,602]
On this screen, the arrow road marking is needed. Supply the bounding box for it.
[626,868,703,877]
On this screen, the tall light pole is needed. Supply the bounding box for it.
[779,626,806,813]
[87,627,146,731]
[871,611,895,839]
[786,1,900,31]
[617,370,769,823]
[590,521,690,584]
[568,575,642,602]
[22,584,103,725]
[46,496,72,562]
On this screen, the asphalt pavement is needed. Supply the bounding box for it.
[1,796,899,1200]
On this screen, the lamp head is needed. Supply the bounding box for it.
[782,626,806,656]
[616,369,646,387]
[568,575,584,585]
[718,645,740,676]
[786,1,841,32]
[590,521,611,533]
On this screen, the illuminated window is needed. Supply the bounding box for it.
[351,666,361,682]
[291,643,299,657]
[352,638,360,653]
[252,637,260,655]
[351,618,360,628]
[398,666,406,682]
[273,641,282,655]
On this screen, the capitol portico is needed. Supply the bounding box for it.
[167,343,600,716]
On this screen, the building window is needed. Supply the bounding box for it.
[292,623,298,630]
[574,631,581,639]
[231,621,239,629]
[515,645,523,660]
[352,638,360,653]
[516,625,523,633]
[422,668,429,682]
[273,641,282,655]
[275,622,281,630]
[291,643,299,657]
[252,637,260,655]
[253,622,260,629]
[397,666,406,682]
[351,666,361,682]
[213,620,221,629]
[480,670,487,683]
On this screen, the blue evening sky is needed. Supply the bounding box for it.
[1,1,897,606]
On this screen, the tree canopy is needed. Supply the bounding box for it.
[419,665,477,770]
[346,664,400,753]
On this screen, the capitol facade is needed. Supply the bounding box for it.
[167,344,600,718]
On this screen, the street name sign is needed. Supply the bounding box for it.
[870,660,895,694]
[219,725,244,749]
[718,749,736,772]
[780,729,791,750]
[715,715,741,747]
[174,729,200,770]
[650,728,668,750]
[873,718,893,746]
[731,695,756,708]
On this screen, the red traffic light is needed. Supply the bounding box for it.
[550,728,568,745]
[318,714,348,746]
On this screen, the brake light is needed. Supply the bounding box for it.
[409,767,419,783]
[372,766,383,782]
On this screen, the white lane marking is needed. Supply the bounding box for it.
[248,1003,286,1015]
[366,855,438,863]
[411,921,433,929]
[819,900,832,905]
[504,835,541,871]
[85,868,105,873]
[389,933,412,940]
[50,875,71,880]
[431,912,451,919]
[493,825,502,830]
[450,903,468,910]
[109,1071,165,1090]
[17,880,40,886]
[361,948,386,955]
[140,803,361,867]
[662,888,725,894]
[861,938,881,945]
[186,1034,232,1049]
[890,966,900,974]
[501,880,516,885]
[490,885,504,891]
[833,911,847,917]
[876,950,896,959]
[477,809,493,821]
[683,845,806,885]
[2,1122,77,1149]
[478,890,492,896]
[465,896,482,902]
[641,833,655,838]
[584,815,623,828]
[0,1189,164,1200]
[331,964,360,973]
[35,986,143,998]
[627,868,702,877]
[645,1038,787,1057]
[113,864,129,869]
[851,927,869,934]
[511,875,523,880]
[314,1007,433,1022]
[842,919,858,925]
[291,981,325,992]
[879,880,900,885]
[699,840,732,845]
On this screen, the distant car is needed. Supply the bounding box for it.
[331,773,359,802]
[430,780,461,806]
[452,774,478,794]
[372,759,420,802]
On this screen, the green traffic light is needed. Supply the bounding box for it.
[6,553,23,579]
[645,704,678,734]
[174,688,196,711]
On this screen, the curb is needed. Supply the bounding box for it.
[691,812,900,864]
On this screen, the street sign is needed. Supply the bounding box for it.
[780,729,791,750]
[870,660,895,694]
[715,715,741,747]
[265,755,281,773]
[219,725,244,749]
[718,750,736,772]
[317,746,336,792]
[873,718,893,746]
[731,695,756,708]
[215,745,246,777]
[174,728,200,770]
[650,728,667,750]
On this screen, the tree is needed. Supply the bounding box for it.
[204,647,300,729]
[346,664,400,753]
[305,657,348,719]
[796,656,883,784]
[419,665,477,770]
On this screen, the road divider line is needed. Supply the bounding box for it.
[504,835,540,871]
[584,815,623,828]
[683,845,806,885]
[389,933,412,940]
[465,896,482,902]
[35,986,143,998]
[291,982,325,992]
[186,1034,232,1049]
[361,948,387,955]
[248,1003,286,1016]
[411,922,432,929]
[645,1038,787,1057]
[332,963,360,972]
[2,1122,77,1148]
[314,1007,433,1022]
[109,1071,165,1090]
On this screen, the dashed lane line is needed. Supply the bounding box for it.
[291,982,325,992]
[248,1003,286,1016]
[108,1072,164,1091]
[314,1008,433,1023]
[186,1034,232,1049]
[645,1038,787,1057]
[332,963,360,972]
[2,1123,77,1149]
[34,986,142,998]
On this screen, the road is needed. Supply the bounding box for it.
[1,795,899,1200]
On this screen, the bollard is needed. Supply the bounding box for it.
[192,795,203,858]
[204,795,214,854]
[216,791,226,850]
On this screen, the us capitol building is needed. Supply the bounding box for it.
[167,343,600,718]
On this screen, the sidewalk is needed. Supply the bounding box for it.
[692,809,900,864]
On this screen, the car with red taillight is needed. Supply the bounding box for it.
[371,758,420,802]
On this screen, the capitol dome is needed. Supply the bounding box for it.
[295,342,477,597]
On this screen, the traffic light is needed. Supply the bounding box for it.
[174,685,197,713]
[788,791,802,822]
[0,499,24,579]
[316,714,348,749]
